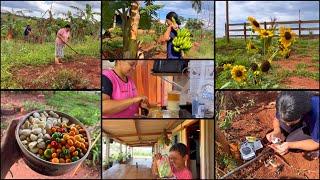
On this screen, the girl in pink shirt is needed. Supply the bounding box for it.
[102,60,149,118]
[55,24,71,64]
[154,143,193,179]
[169,143,193,179]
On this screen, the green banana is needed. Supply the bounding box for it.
[172,28,193,53]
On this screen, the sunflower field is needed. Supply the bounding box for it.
[216,16,319,89]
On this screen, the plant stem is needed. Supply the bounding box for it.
[263,38,266,57]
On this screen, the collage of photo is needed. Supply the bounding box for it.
[0,0,319,179]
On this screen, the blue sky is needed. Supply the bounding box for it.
[216,1,319,37]
[144,1,214,30]
[1,1,101,21]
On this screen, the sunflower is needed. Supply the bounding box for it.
[254,71,261,76]
[261,60,271,72]
[231,65,247,82]
[247,16,261,33]
[223,63,232,70]
[246,40,258,52]
[250,62,258,71]
[259,29,274,38]
[279,27,296,48]
[279,43,291,58]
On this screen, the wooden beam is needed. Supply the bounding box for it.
[102,129,125,143]
[115,132,172,138]
[134,120,142,143]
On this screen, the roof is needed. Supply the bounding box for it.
[102,119,184,147]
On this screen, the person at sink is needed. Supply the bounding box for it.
[266,91,319,158]
[102,60,150,118]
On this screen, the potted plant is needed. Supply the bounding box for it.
[117,153,125,164]
[108,156,114,168]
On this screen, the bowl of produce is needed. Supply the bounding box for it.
[15,110,91,176]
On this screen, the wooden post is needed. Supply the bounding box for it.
[244,23,247,41]
[200,120,214,179]
[225,23,227,39]
[264,21,267,29]
[298,20,301,38]
[226,1,229,43]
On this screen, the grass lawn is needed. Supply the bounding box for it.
[1,37,100,88]
[22,91,101,126]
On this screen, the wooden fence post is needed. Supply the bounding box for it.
[226,1,229,43]
[298,20,301,38]
[244,23,247,41]
[225,23,230,43]
[264,22,267,29]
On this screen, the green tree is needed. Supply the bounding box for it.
[185,18,204,30]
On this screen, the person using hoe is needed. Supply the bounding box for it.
[55,24,71,64]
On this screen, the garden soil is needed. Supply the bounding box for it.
[274,55,319,89]
[12,57,100,89]
[219,91,319,179]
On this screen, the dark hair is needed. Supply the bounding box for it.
[166,11,181,25]
[65,24,71,28]
[276,91,312,122]
[169,143,187,157]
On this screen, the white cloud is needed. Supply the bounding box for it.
[216,1,319,37]
[1,1,101,21]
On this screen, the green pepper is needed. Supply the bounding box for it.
[44,149,52,159]
[56,138,62,143]
[52,132,59,139]
[63,149,70,156]
[58,132,64,138]
[71,156,79,162]
[40,155,46,160]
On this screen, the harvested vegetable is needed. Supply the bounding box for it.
[18,111,89,164]
[156,155,173,178]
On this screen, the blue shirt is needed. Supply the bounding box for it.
[276,96,319,143]
[167,28,182,59]
[308,96,319,142]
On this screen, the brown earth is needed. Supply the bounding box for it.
[217,91,319,179]
[283,77,319,89]
[5,159,100,179]
[102,40,202,59]
[274,55,319,89]
[11,57,101,89]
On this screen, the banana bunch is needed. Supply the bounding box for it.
[172,28,193,53]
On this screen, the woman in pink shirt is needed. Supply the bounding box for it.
[55,24,71,64]
[102,60,149,118]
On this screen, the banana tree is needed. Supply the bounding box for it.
[103,0,201,58]
[1,10,30,40]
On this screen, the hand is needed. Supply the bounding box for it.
[1,119,22,179]
[154,153,162,160]
[266,130,282,143]
[133,95,148,104]
[170,23,179,31]
[269,142,290,156]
